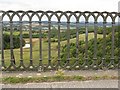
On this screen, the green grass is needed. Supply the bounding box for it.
[3,32,104,67]
[2,75,118,84]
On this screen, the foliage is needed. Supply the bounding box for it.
[3,33,25,49]
[45,26,115,42]
[55,69,65,77]
[60,32,118,65]
[21,33,47,38]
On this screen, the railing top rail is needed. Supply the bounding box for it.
[0,11,119,23]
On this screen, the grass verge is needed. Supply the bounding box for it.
[2,75,118,84]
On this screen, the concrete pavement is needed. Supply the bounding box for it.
[2,70,118,78]
[2,80,118,88]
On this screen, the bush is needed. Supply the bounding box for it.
[3,34,25,49]
[60,32,118,65]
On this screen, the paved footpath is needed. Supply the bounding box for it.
[1,80,118,88]
[2,70,118,77]
[1,70,119,89]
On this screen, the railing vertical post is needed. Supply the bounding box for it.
[102,21,107,68]
[39,21,42,66]
[72,21,80,68]
[0,15,2,87]
[57,21,61,67]
[10,21,15,65]
[48,20,51,68]
[17,16,27,69]
[0,16,1,50]
[19,21,23,64]
[29,20,33,68]
[66,21,70,68]
[84,21,89,68]
[0,15,5,69]
[93,21,98,69]
[76,21,79,61]
[109,22,115,68]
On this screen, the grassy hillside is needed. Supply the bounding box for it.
[60,32,118,67]
[4,33,103,67]
[3,25,118,69]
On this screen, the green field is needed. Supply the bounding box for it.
[4,31,103,67]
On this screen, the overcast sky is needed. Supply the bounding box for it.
[0,0,119,11]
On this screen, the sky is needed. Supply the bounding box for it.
[0,0,120,22]
[0,0,119,12]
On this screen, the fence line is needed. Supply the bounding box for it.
[0,11,119,71]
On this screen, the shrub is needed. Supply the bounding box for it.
[60,32,118,65]
[3,34,25,49]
